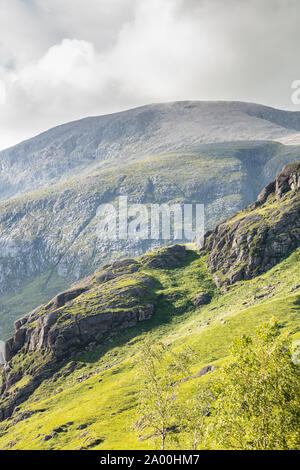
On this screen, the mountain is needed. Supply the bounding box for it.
[1,101,300,342]
[0,140,299,340]
[1,101,300,202]
[0,162,299,449]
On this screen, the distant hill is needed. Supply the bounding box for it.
[1,100,300,201]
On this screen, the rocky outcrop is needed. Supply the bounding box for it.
[202,162,300,287]
[4,247,185,363]
[0,245,188,420]
[139,244,187,269]
[275,161,300,196]
[4,268,157,364]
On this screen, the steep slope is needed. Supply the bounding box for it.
[1,101,300,202]
[0,142,300,340]
[0,163,299,449]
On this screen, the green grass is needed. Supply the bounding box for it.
[0,247,299,450]
[228,190,299,228]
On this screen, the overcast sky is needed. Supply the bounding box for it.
[0,0,300,150]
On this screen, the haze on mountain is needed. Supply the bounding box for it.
[1,100,300,201]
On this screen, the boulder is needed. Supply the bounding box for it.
[192,292,210,307]
[140,244,186,269]
[195,365,216,377]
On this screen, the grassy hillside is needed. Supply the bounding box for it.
[0,245,298,450]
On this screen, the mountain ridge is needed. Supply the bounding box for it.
[1,100,300,202]
[5,99,300,150]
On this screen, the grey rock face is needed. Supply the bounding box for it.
[195,365,216,377]
[139,244,186,269]
[202,162,300,287]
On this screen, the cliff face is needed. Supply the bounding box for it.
[202,162,300,287]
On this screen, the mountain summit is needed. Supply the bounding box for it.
[1,101,300,202]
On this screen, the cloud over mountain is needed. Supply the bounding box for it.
[1,0,300,150]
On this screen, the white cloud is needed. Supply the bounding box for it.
[0,0,300,150]
[17,39,105,98]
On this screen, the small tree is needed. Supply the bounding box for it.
[179,384,214,450]
[207,320,300,450]
[135,336,192,450]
